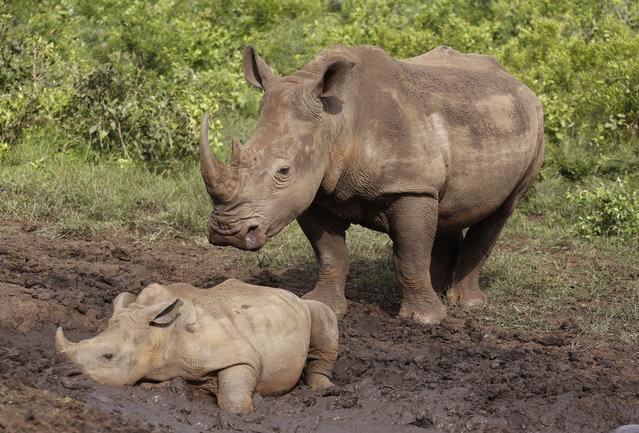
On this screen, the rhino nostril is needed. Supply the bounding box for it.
[245,226,258,248]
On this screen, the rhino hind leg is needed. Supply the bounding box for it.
[430,231,463,295]
[297,206,350,318]
[449,121,544,307]
[304,299,338,390]
[447,195,520,307]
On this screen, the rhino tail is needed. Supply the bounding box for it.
[303,300,338,389]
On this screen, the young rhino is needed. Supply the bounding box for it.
[55,280,338,414]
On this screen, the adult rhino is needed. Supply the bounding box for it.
[199,44,544,325]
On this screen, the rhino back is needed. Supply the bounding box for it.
[328,45,542,232]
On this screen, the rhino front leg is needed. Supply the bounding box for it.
[297,205,350,319]
[216,364,259,414]
[388,196,446,325]
[304,299,338,390]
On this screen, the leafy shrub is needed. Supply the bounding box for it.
[0,0,241,162]
[567,177,639,240]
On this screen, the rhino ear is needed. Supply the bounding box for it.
[243,45,277,90]
[137,299,184,326]
[314,59,355,98]
[112,292,136,315]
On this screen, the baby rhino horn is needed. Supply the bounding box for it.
[55,327,74,353]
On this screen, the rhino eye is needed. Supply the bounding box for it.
[102,353,114,361]
[277,166,290,176]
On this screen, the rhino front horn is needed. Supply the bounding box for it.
[199,111,239,202]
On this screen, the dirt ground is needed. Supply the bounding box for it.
[0,220,637,433]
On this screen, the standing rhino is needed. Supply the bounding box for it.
[199,44,544,325]
[55,280,338,414]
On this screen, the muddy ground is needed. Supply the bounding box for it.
[0,220,637,433]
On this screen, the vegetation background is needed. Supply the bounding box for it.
[1,0,638,339]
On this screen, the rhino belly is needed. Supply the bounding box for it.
[255,335,310,396]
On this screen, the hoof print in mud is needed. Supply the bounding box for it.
[55,280,338,414]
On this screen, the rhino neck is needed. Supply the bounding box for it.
[317,116,356,196]
[142,326,181,382]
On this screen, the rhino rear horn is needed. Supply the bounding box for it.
[199,112,239,202]
[230,137,247,167]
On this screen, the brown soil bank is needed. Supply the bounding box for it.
[0,221,637,432]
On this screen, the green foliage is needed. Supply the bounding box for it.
[567,177,639,240]
[2,0,639,245]
[1,0,638,177]
[498,4,639,178]
[1,0,241,162]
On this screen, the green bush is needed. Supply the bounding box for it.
[0,0,243,162]
[567,177,639,240]
[1,0,638,179]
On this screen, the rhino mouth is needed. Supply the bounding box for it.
[208,225,268,251]
[208,217,297,251]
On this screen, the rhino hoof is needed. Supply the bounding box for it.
[307,373,334,391]
[447,286,487,308]
[399,308,447,326]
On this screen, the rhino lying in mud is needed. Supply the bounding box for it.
[199,44,544,326]
[55,280,338,414]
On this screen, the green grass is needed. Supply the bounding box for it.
[0,135,211,239]
[477,211,639,342]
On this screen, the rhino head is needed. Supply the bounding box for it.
[200,45,355,250]
[55,292,182,386]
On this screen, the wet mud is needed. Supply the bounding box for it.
[1,221,637,432]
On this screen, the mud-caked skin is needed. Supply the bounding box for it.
[199,44,545,326]
[55,281,338,414]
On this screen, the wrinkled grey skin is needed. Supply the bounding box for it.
[200,44,544,325]
[56,281,338,414]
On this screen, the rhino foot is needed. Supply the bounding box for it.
[446,285,487,308]
[306,372,335,390]
[302,290,347,320]
[398,307,447,326]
